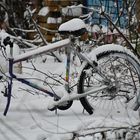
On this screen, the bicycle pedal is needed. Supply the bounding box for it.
[1,91,8,97]
[48,98,58,111]
[48,107,57,111]
[3,93,8,97]
[1,86,8,97]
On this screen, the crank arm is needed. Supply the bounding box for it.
[48,85,108,110]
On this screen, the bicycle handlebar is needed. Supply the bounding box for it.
[3,36,13,47]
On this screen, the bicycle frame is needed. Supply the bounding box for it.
[3,37,108,116]
[4,38,70,115]
[4,3,139,115]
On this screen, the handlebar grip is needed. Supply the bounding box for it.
[3,36,13,47]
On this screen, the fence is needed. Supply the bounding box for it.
[86,0,134,28]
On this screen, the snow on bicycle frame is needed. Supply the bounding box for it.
[0,18,101,116]
[1,36,70,116]
[9,18,87,63]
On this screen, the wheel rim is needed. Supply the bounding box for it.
[82,53,140,111]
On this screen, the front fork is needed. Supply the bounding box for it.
[3,44,14,116]
[3,76,13,116]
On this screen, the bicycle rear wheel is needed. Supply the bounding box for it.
[78,45,140,114]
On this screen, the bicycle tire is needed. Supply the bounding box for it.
[77,45,140,115]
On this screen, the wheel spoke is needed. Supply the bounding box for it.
[78,51,140,113]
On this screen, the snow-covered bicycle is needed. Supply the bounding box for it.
[0,15,140,116]
[0,5,140,139]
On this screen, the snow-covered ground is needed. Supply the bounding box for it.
[0,53,139,140]
[0,3,139,139]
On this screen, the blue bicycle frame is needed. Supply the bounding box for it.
[4,38,71,115]
[3,37,107,115]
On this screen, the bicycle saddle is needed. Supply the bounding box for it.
[58,18,87,36]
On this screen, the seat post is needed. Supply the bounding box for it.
[65,40,72,93]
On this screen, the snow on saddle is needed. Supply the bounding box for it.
[58,18,87,37]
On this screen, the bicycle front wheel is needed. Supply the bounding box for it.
[77,45,140,115]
